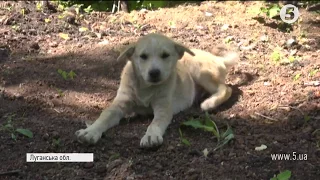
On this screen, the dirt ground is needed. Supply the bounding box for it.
[0,1,319,180]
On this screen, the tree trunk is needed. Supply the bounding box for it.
[120,0,129,13]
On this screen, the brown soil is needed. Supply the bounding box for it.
[0,1,319,180]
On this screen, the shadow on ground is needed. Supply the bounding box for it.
[0,48,319,180]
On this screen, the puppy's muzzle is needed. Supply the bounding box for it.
[148,69,161,83]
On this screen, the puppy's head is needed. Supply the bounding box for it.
[117,33,194,85]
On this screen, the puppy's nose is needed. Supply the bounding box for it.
[148,69,160,79]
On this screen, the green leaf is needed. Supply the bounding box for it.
[62,72,68,80]
[277,170,291,180]
[214,124,234,151]
[221,124,233,139]
[4,123,14,129]
[11,133,17,141]
[304,115,311,122]
[59,33,70,40]
[293,73,301,81]
[109,153,120,160]
[205,112,220,138]
[271,50,281,62]
[84,5,93,13]
[57,69,63,74]
[79,27,88,32]
[179,128,191,146]
[268,6,280,18]
[214,133,234,151]
[52,138,61,147]
[260,7,268,13]
[181,138,191,146]
[68,70,77,79]
[182,119,205,129]
[16,128,33,138]
[309,69,319,77]
[183,119,214,132]
[44,18,51,23]
[288,56,295,62]
[179,128,183,137]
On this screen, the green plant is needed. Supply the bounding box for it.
[45,18,51,23]
[57,69,77,80]
[73,4,84,15]
[304,115,311,123]
[309,69,319,77]
[260,4,281,19]
[109,153,120,161]
[182,112,234,150]
[0,114,33,141]
[36,2,43,11]
[140,0,167,10]
[21,8,25,16]
[293,73,301,81]
[313,129,320,149]
[51,0,200,13]
[288,56,295,63]
[59,33,70,40]
[271,170,291,180]
[2,4,13,11]
[270,49,282,62]
[11,25,20,31]
[179,128,191,146]
[56,88,65,97]
[84,5,93,13]
[224,36,234,44]
[52,138,61,147]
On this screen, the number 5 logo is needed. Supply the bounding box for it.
[280,4,300,24]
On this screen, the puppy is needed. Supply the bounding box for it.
[75,33,238,148]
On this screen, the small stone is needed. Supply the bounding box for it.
[263,82,271,86]
[66,15,76,24]
[51,131,60,139]
[221,24,230,31]
[315,150,320,158]
[96,33,102,39]
[106,159,123,171]
[30,42,40,50]
[0,46,10,61]
[96,165,106,174]
[114,140,121,146]
[42,133,49,141]
[83,162,94,169]
[302,125,313,134]
[50,41,58,48]
[167,145,174,151]
[155,163,162,169]
[187,168,196,175]
[260,35,268,42]
[286,37,298,47]
[188,149,202,156]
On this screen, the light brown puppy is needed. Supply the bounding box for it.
[75,33,238,148]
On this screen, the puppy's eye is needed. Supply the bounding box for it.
[140,54,148,60]
[161,52,170,59]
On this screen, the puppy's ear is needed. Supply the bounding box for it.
[117,45,135,62]
[174,43,195,59]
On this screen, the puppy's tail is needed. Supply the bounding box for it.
[211,46,239,70]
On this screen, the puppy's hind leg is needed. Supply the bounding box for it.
[201,84,232,111]
[198,74,232,111]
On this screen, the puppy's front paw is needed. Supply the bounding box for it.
[75,128,102,144]
[140,126,163,148]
